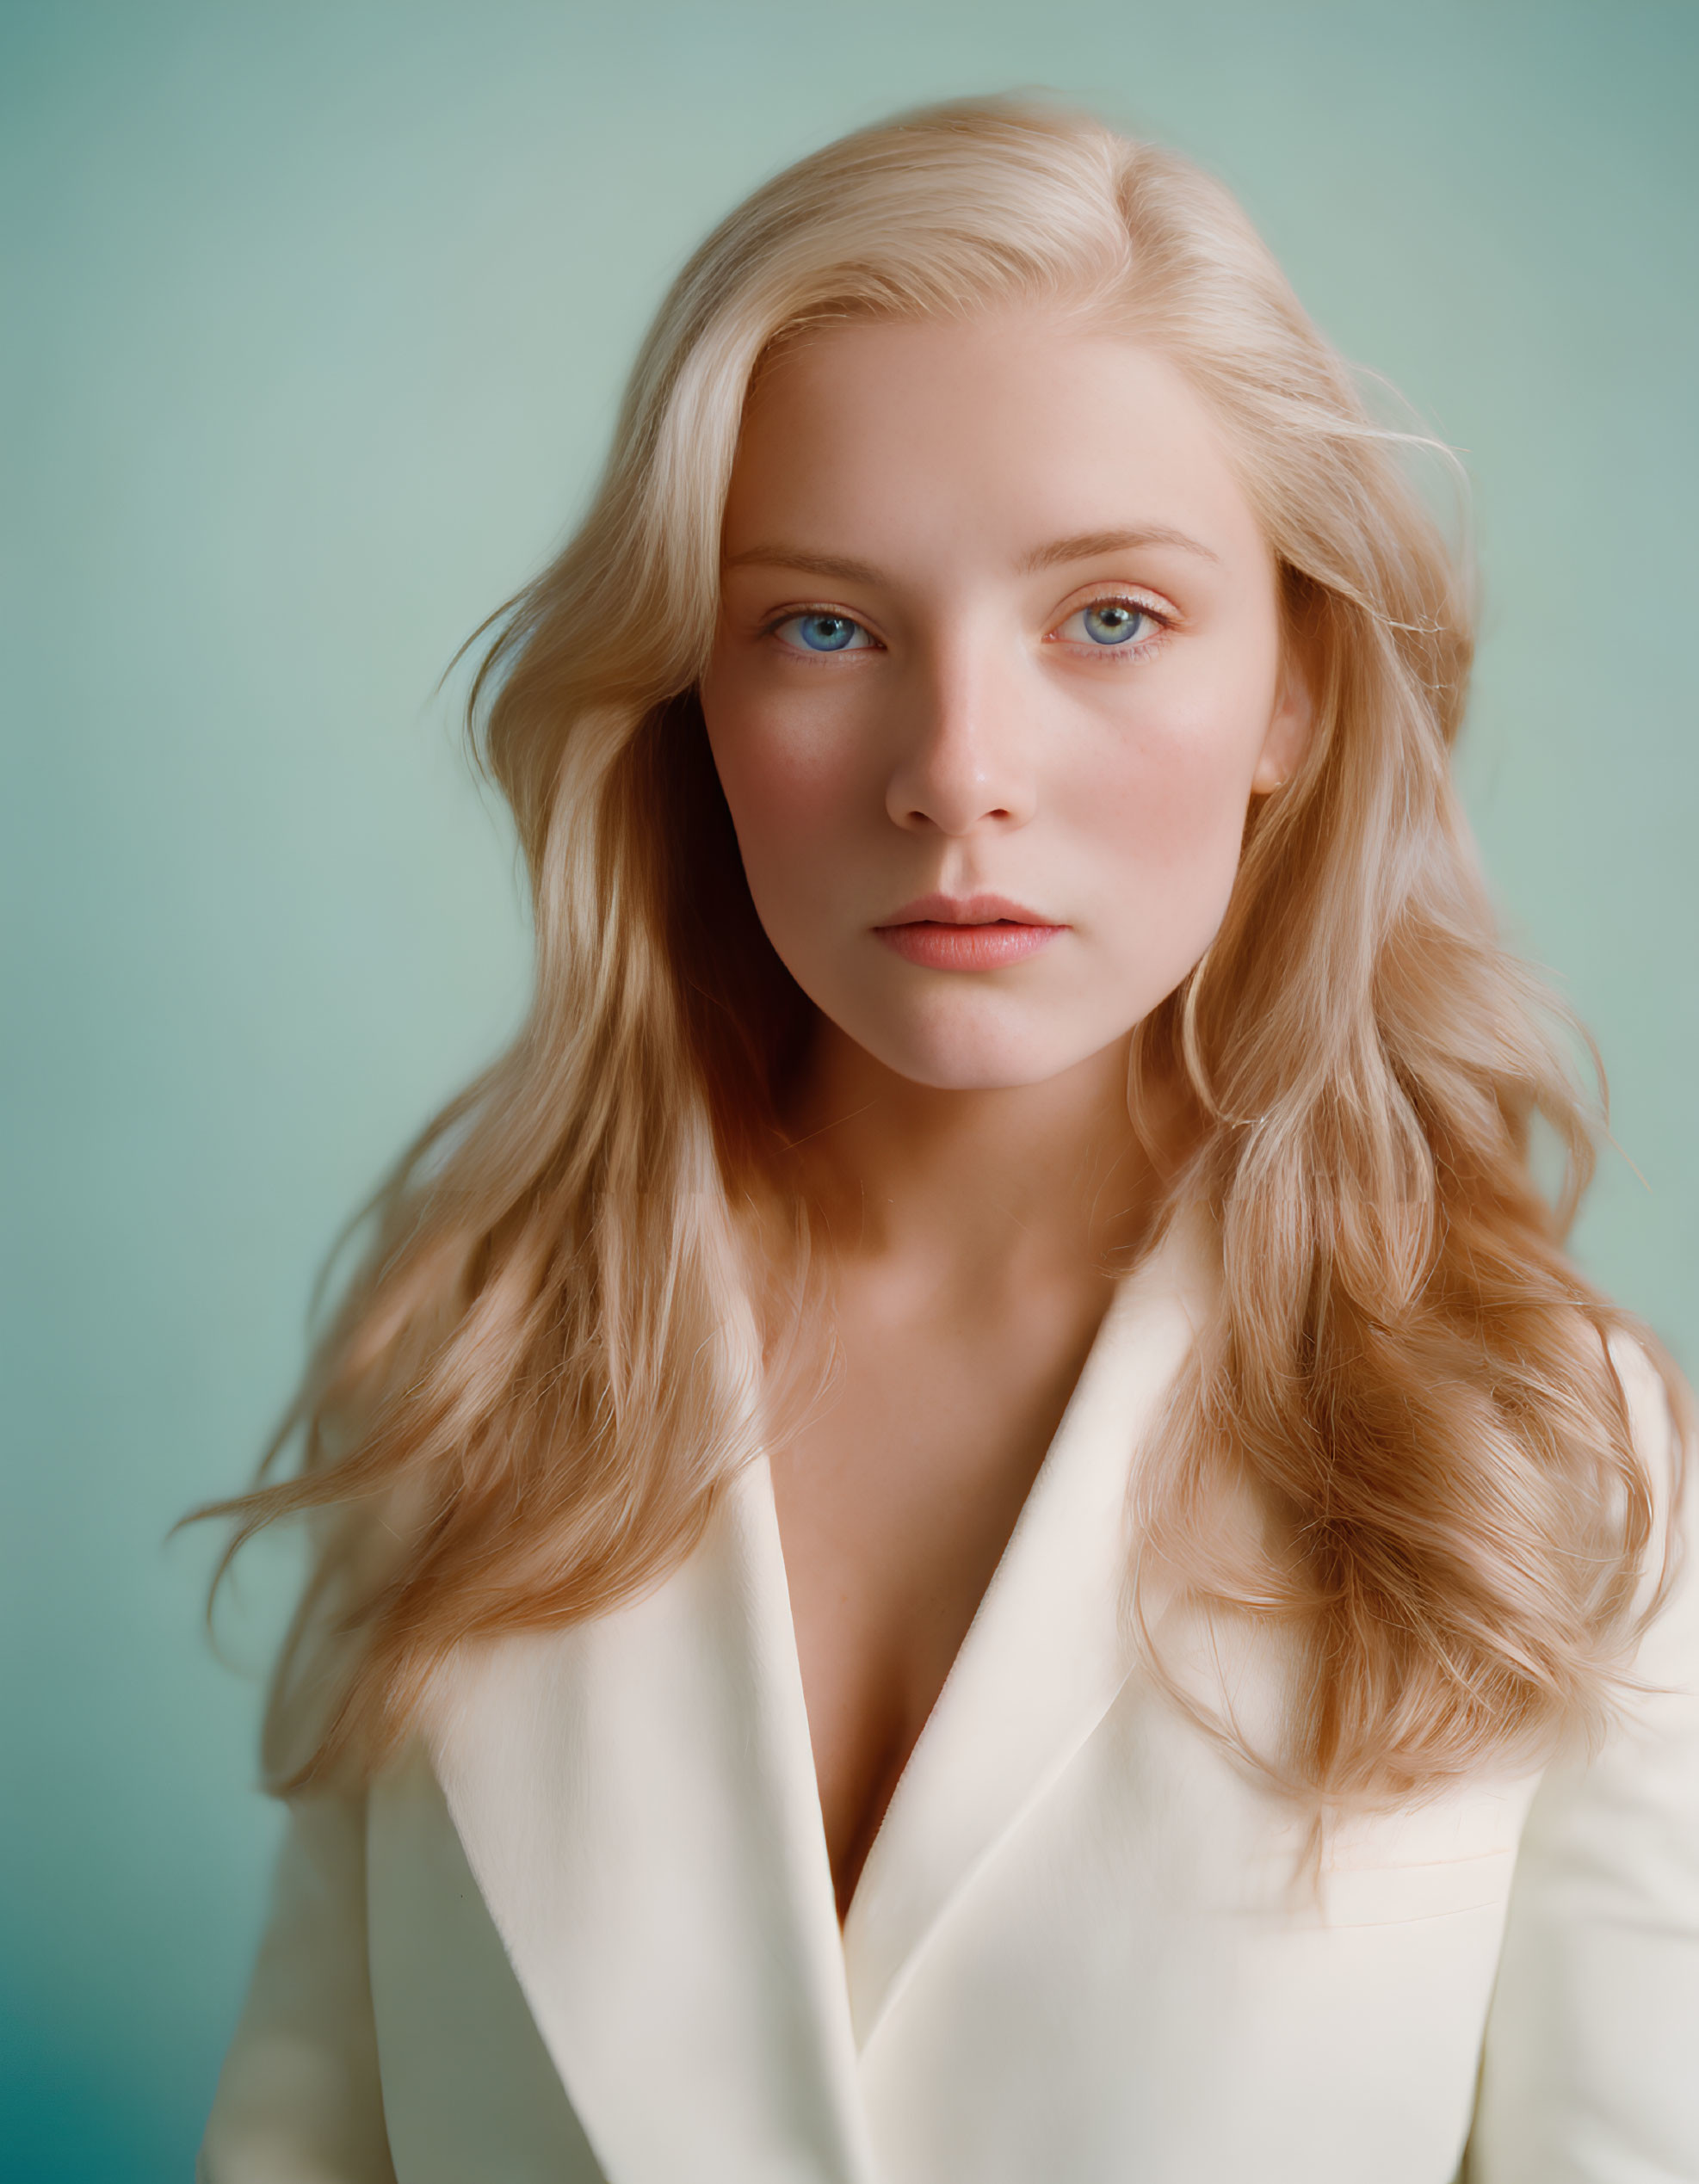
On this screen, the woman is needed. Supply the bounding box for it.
[196,98,1697,2181]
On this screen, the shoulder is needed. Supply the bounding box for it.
[263,1489,424,1789]
[1604,1325,1681,1470]
[1602,1325,1690,1623]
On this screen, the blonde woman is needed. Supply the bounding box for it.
[196,98,1698,2183]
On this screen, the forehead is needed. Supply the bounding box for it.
[724,308,1268,577]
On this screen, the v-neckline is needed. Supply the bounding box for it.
[422,1202,1214,2184]
[802,1280,1128,1930]
[829,1204,1215,2034]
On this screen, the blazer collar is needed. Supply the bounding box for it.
[842,1203,1215,2045]
[422,1204,1214,2180]
[423,1463,880,2184]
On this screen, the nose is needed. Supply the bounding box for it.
[883,637,1037,836]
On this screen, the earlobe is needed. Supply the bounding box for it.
[1251,655,1315,795]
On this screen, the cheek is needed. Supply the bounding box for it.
[1060,686,1265,942]
[701,677,878,932]
[716,729,846,842]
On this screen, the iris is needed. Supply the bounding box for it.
[795,613,859,651]
[1081,602,1146,645]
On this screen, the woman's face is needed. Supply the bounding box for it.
[698,307,1309,1092]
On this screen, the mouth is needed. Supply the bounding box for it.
[872,892,1067,972]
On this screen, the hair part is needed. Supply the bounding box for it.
[192,92,1688,1808]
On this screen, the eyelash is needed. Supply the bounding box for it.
[1048,592,1176,661]
[759,608,879,658]
[760,592,1177,661]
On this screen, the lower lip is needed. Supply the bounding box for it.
[874,921,1066,971]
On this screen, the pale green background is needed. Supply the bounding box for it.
[3,0,1695,2175]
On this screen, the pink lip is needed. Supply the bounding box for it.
[874,892,1066,972]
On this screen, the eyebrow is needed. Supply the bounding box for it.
[1017,525,1221,572]
[722,545,884,584]
[723,524,1221,584]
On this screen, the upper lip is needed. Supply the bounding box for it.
[876,891,1060,928]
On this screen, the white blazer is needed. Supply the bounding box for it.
[201,1215,1699,2184]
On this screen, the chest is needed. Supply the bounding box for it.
[408,1226,1545,2184]
[395,1647,1535,2184]
[768,1274,1111,1917]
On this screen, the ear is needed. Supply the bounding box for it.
[1251,646,1315,796]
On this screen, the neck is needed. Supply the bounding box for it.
[782,1020,1165,1293]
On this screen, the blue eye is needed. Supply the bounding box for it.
[775,612,872,654]
[1060,600,1158,648]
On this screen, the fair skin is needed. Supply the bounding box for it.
[699,305,1311,1921]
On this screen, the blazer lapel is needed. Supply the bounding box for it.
[841,1204,1216,2049]
[422,1459,880,2184]
[413,1204,1216,2168]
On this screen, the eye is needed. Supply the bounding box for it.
[1053,597,1169,652]
[770,610,876,655]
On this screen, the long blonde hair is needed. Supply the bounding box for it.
[199,95,1685,1805]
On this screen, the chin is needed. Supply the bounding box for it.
[854,1013,1117,1094]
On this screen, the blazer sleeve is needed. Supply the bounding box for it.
[199,1790,398,2184]
[1466,1336,1699,2181]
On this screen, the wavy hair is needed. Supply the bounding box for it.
[195,95,1687,1804]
